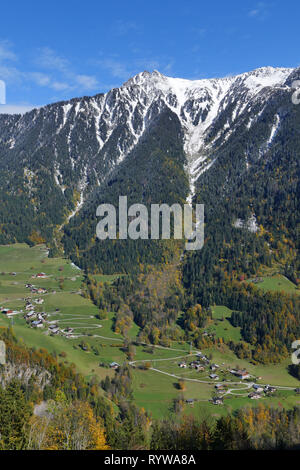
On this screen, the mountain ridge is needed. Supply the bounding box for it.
[0,65,299,275]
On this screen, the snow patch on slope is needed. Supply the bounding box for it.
[267,114,280,146]
[234,214,259,233]
[14,65,294,208]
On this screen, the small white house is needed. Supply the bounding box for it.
[110,362,120,370]
[209,374,219,380]
[50,328,59,334]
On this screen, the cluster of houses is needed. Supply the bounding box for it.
[248,384,276,400]
[25,307,71,336]
[25,283,47,295]
[46,323,74,337]
[24,301,74,337]
[175,354,279,405]
[186,396,224,406]
[179,360,206,372]
[174,353,293,405]
[209,363,221,380]
[47,322,76,338]
[0,280,49,323]
[24,300,48,328]
[23,294,77,338]
[24,283,51,329]
[178,353,225,381]
[186,396,223,406]
[61,326,75,338]
[178,352,212,372]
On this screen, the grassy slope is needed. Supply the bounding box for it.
[0,244,299,420]
[209,306,242,342]
[247,274,299,294]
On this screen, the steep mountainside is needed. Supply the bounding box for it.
[0,66,299,273]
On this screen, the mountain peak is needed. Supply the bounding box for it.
[123,65,294,91]
[121,70,169,92]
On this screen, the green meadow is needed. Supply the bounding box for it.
[0,243,299,419]
[209,305,242,342]
[247,274,298,294]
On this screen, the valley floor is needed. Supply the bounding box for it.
[0,243,299,419]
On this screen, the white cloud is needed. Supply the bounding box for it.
[29,72,51,86]
[0,40,17,62]
[51,81,72,91]
[0,40,175,107]
[0,42,102,112]
[162,61,175,74]
[0,42,22,86]
[97,58,131,79]
[0,103,38,114]
[75,74,99,90]
[34,47,100,91]
[248,2,269,20]
[35,47,69,72]
[0,64,22,83]
[95,56,174,81]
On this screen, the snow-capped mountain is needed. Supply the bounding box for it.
[0,65,299,256]
[123,67,292,153]
[0,66,295,194]
[123,67,295,188]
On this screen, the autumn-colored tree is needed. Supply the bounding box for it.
[178,379,186,391]
[29,399,109,450]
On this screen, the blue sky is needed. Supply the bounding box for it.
[0,0,299,113]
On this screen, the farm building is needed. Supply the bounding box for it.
[110,362,120,370]
[209,374,219,380]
